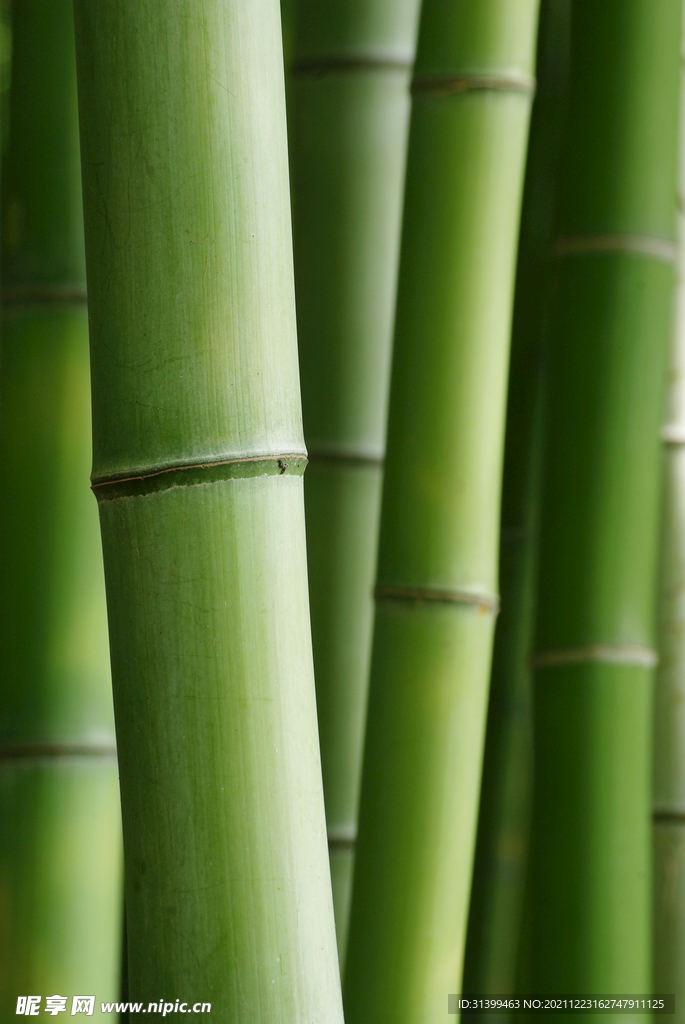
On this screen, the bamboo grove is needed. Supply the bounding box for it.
[0,0,683,1021]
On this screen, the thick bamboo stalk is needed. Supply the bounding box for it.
[462,0,570,1007]
[73,0,344,1018]
[288,0,419,962]
[529,0,681,1005]
[654,8,685,1002]
[0,0,122,1015]
[342,3,540,1020]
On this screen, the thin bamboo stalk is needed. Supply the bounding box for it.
[529,0,681,1004]
[0,0,122,1014]
[653,6,685,1001]
[73,0,344,1017]
[288,0,419,962]
[342,2,540,1020]
[0,0,9,156]
[462,0,570,1008]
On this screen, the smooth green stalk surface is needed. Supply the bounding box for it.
[462,0,570,1008]
[74,1,344,1018]
[653,12,685,1002]
[289,0,419,961]
[343,2,540,1021]
[529,1,681,1012]
[0,0,121,1015]
[281,0,296,71]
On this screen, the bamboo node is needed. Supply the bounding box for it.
[292,55,413,76]
[307,449,383,468]
[0,742,117,760]
[661,424,685,445]
[328,829,356,852]
[531,643,658,670]
[411,73,535,98]
[374,585,499,613]
[554,234,678,263]
[1,284,88,306]
[653,805,685,824]
[92,453,308,500]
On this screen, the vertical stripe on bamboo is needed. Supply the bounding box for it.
[653,0,685,1002]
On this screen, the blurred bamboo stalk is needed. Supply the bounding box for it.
[280,0,296,74]
[73,0,344,1016]
[462,0,570,1010]
[529,0,681,1009]
[0,0,9,157]
[288,0,419,963]
[653,3,685,1002]
[0,0,122,1015]
[343,2,540,1020]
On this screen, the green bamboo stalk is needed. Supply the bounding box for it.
[462,0,570,1006]
[529,0,681,1005]
[288,0,419,962]
[281,0,296,75]
[653,7,685,1002]
[342,3,540,1020]
[0,0,122,1015]
[73,0,344,1017]
[0,0,9,157]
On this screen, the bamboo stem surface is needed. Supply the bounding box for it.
[0,0,122,1015]
[463,2,571,1009]
[653,5,685,1002]
[529,0,681,1011]
[289,0,419,962]
[343,3,540,1021]
[73,1,344,1018]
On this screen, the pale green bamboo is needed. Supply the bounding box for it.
[0,0,122,1016]
[343,2,540,1020]
[462,0,570,1008]
[653,5,685,1000]
[288,0,419,962]
[529,0,681,1010]
[73,0,344,1018]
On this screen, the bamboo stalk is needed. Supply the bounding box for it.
[462,0,570,1008]
[0,0,122,1015]
[73,0,344,1017]
[0,0,9,157]
[281,0,296,74]
[342,3,540,1020]
[288,0,419,962]
[653,6,685,1002]
[529,0,681,1004]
